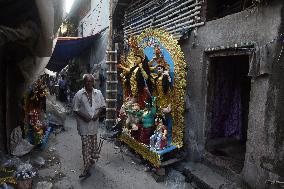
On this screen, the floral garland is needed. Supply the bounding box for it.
[0,177,17,186]
[23,78,49,145]
[29,79,49,106]
[0,168,17,186]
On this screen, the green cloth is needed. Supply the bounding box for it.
[142,107,156,128]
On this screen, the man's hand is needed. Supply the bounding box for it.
[74,111,92,123]
[92,114,98,121]
[92,107,105,121]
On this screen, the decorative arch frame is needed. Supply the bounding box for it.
[119,28,187,167]
[137,28,187,148]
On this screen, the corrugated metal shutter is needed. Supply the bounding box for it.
[123,0,205,39]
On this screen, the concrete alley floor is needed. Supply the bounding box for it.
[34,115,194,189]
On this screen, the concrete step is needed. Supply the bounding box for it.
[202,153,251,189]
[183,162,230,189]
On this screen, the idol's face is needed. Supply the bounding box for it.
[135,56,142,65]
[155,48,161,56]
[157,66,164,74]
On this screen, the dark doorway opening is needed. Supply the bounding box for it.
[206,55,251,173]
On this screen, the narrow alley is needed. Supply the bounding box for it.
[34,110,192,189]
[1,1,284,189]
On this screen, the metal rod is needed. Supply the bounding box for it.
[124,0,176,30]
[106,50,117,53]
[155,6,201,28]
[124,0,198,31]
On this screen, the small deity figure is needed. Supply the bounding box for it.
[139,97,157,145]
[120,98,137,130]
[150,45,173,144]
[154,64,172,114]
[121,97,135,135]
[150,116,167,151]
[148,44,170,71]
[125,102,142,132]
[118,97,131,120]
[148,45,172,114]
[141,97,157,128]
[127,102,144,140]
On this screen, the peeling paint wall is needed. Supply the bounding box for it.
[78,0,109,37]
[0,0,65,153]
[74,0,110,95]
[261,0,284,179]
[90,29,109,95]
[180,1,284,188]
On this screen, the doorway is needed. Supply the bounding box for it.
[206,55,251,173]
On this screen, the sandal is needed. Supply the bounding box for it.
[90,157,99,165]
[79,170,91,178]
[91,154,100,162]
[94,154,100,159]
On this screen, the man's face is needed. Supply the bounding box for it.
[84,76,94,91]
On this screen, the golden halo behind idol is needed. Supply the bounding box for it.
[118,28,187,168]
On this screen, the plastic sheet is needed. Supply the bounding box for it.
[1,157,22,169]
[46,96,67,126]
[38,127,53,150]
[10,127,34,157]
[16,163,36,180]
[31,156,45,167]
[0,183,15,189]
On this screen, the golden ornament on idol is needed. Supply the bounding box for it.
[118,28,187,167]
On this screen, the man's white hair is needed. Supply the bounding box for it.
[82,74,95,82]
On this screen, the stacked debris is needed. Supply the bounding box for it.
[0,153,38,189]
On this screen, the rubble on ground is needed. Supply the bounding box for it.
[10,127,34,157]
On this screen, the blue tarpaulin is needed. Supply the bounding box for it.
[46,30,106,72]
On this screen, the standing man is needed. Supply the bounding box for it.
[73,74,106,178]
[58,75,68,102]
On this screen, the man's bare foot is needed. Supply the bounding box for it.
[94,154,100,159]
[79,170,91,178]
[91,154,100,163]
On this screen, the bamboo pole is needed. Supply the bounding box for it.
[108,0,113,51]
[106,0,117,129]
